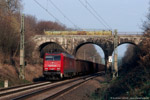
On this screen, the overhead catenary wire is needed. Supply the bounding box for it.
[49,0,79,29]
[86,1,112,30]
[34,0,61,23]
[78,0,110,30]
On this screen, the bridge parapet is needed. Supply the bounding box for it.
[118,32,143,35]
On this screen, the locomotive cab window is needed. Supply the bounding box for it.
[46,55,61,61]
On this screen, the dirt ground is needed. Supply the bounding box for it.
[55,75,107,100]
[0,63,43,87]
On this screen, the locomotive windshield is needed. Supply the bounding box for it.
[45,55,61,61]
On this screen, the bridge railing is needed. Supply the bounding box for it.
[118,32,143,36]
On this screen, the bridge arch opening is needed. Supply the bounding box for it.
[75,43,105,64]
[39,42,66,58]
[111,42,139,69]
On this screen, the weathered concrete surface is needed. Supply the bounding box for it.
[33,35,143,57]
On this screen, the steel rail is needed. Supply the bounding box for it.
[12,73,102,100]
[0,81,51,97]
[44,75,97,100]
[0,81,48,91]
[0,75,90,100]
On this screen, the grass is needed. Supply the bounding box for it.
[20,79,31,84]
[90,79,111,100]
[0,79,31,88]
[91,72,150,100]
[0,81,4,88]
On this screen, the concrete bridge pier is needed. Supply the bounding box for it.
[105,57,111,74]
[105,52,112,74]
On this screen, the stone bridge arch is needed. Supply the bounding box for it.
[111,41,139,56]
[73,41,114,60]
[118,35,143,45]
[33,39,69,58]
[39,42,67,57]
[118,42,137,47]
[73,42,105,56]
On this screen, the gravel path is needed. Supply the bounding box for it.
[55,76,106,100]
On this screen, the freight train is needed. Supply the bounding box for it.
[43,53,104,80]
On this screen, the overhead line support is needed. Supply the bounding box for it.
[19,14,25,80]
[113,29,118,78]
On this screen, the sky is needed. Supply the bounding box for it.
[22,0,149,61]
[22,0,149,32]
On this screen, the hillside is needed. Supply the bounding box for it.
[0,0,67,87]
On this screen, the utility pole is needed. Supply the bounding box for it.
[93,57,95,63]
[84,49,86,60]
[19,14,25,80]
[113,29,118,78]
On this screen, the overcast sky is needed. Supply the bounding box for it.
[22,0,149,32]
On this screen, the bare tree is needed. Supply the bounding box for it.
[143,5,150,36]
[76,44,102,63]
[0,0,22,14]
[0,0,22,64]
[36,21,66,34]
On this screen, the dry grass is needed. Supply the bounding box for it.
[25,64,43,81]
[0,63,43,88]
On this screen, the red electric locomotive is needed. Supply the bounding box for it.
[43,53,75,79]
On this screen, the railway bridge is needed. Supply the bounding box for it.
[32,31,144,71]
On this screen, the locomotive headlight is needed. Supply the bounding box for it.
[45,68,48,70]
[57,68,60,70]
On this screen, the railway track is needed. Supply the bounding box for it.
[0,72,104,100]
[0,81,51,99]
